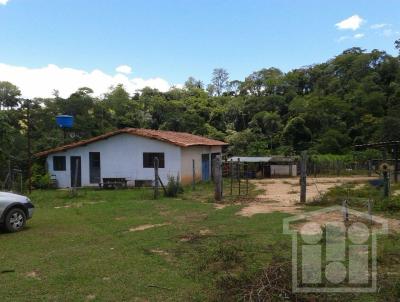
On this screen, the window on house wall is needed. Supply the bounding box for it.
[53,156,66,171]
[143,153,165,168]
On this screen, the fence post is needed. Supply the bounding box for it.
[214,155,222,201]
[313,161,317,178]
[192,159,195,190]
[368,199,372,225]
[230,159,233,196]
[300,151,307,203]
[343,200,349,222]
[20,173,23,193]
[238,158,241,196]
[245,162,249,195]
[383,169,390,198]
[394,146,398,183]
[154,157,159,199]
[368,160,372,177]
[336,160,341,177]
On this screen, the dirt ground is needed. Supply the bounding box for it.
[238,176,375,217]
[237,176,400,233]
[291,209,400,235]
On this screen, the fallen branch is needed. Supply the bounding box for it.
[147,284,172,291]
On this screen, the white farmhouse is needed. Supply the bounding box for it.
[35,128,227,188]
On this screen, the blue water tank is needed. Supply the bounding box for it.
[56,115,74,128]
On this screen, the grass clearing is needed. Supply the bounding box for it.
[0,185,291,301]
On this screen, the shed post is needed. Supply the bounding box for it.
[154,157,159,199]
[300,151,307,203]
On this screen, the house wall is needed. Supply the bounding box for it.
[270,164,297,177]
[180,145,222,184]
[46,133,182,188]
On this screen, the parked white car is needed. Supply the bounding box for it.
[0,192,34,232]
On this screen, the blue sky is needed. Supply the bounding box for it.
[0,0,399,97]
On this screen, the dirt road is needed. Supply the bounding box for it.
[238,176,375,216]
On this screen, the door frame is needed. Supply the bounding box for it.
[70,156,82,187]
[201,154,210,181]
[89,152,101,184]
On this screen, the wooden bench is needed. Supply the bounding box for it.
[100,178,128,189]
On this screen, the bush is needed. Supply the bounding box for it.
[31,163,53,189]
[164,175,183,197]
[377,198,400,212]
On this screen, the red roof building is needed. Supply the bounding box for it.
[38,128,227,188]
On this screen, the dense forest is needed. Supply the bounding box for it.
[1,41,400,183]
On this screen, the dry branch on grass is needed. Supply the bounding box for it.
[240,262,297,302]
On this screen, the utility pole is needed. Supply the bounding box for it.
[26,99,32,194]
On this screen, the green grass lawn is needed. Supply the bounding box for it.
[1,182,400,301]
[0,184,291,301]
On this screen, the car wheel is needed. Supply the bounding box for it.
[4,208,26,233]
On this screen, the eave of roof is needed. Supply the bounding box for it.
[35,128,228,157]
[227,156,272,163]
[227,156,296,163]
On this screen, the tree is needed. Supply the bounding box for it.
[184,77,203,90]
[227,80,242,96]
[315,129,350,154]
[210,68,229,96]
[226,129,265,155]
[379,116,400,141]
[241,68,284,96]
[1,45,400,185]
[0,81,21,109]
[395,39,400,55]
[282,117,312,152]
[249,111,282,137]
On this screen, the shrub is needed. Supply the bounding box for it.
[164,175,183,197]
[31,163,53,189]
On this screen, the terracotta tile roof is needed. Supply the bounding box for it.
[35,128,228,157]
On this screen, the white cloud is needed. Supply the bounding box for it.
[382,28,400,37]
[370,23,388,29]
[383,29,393,37]
[336,33,365,43]
[0,63,173,98]
[337,36,350,42]
[0,0,9,5]
[335,15,365,31]
[115,65,132,74]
